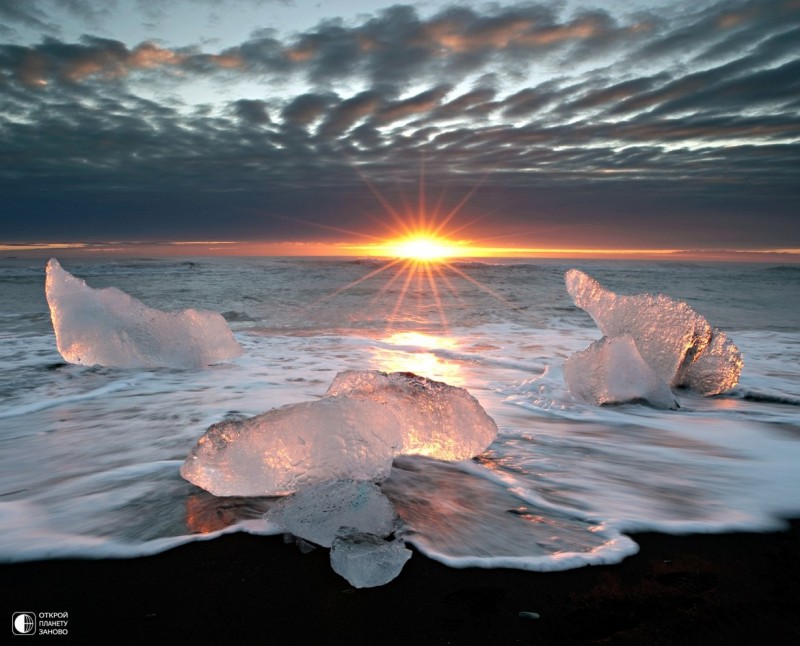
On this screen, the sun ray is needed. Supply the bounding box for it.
[354,167,414,237]
[297,161,515,344]
[389,261,419,324]
[371,261,408,306]
[273,213,386,243]
[445,262,511,304]
[424,262,450,333]
[313,257,405,306]
[432,176,487,238]
[432,263,468,307]
[417,156,426,232]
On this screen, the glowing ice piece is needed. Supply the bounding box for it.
[330,528,412,588]
[181,371,498,496]
[674,328,743,396]
[181,398,403,496]
[564,335,678,408]
[266,479,399,548]
[45,258,242,369]
[326,370,498,460]
[565,269,742,394]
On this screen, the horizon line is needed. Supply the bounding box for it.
[1,240,799,262]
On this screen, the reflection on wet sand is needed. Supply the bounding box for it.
[185,490,277,534]
[381,455,611,560]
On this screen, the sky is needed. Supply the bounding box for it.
[1,0,799,257]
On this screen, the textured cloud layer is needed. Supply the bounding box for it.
[1,1,798,247]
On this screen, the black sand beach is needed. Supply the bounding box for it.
[3,521,799,644]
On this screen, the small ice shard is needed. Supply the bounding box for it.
[329,528,412,588]
[265,479,399,548]
[182,370,498,496]
[563,335,678,409]
[266,479,408,587]
[326,370,498,460]
[181,398,403,496]
[519,612,541,620]
[45,258,242,369]
[564,269,742,395]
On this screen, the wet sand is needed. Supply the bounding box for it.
[3,521,799,644]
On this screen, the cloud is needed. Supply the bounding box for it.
[372,85,451,125]
[318,90,382,137]
[1,1,799,249]
[233,98,271,125]
[281,92,335,126]
[0,36,191,86]
[0,3,641,89]
[0,2,59,35]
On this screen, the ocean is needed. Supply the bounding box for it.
[1,256,799,570]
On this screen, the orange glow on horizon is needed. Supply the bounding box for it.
[371,234,470,262]
[2,241,800,262]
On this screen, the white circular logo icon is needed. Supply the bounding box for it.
[12,613,36,635]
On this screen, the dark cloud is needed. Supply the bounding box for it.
[0,2,643,88]
[502,84,564,119]
[318,90,382,137]
[281,92,334,126]
[232,98,271,125]
[631,0,793,65]
[372,85,451,125]
[0,36,188,86]
[567,76,664,112]
[1,0,799,249]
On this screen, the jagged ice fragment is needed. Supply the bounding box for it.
[266,479,399,548]
[330,528,412,588]
[45,258,242,369]
[564,269,742,396]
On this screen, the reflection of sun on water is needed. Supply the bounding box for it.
[372,331,463,386]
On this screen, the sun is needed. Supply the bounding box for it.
[308,168,509,336]
[383,235,464,262]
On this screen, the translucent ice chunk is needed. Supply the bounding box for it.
[326,370,498,460]
[564,335,678,408]
[181,398,403,496]
[330,528,412,588]
[565,269,709,385]
[181,370,498,496]
[266,479,399,548]
[45,258,242,369]
[674,328,744,396]
[565,269,742,394]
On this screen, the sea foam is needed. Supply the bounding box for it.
[1,258,798,573]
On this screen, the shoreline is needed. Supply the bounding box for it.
[2,521,798,644]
